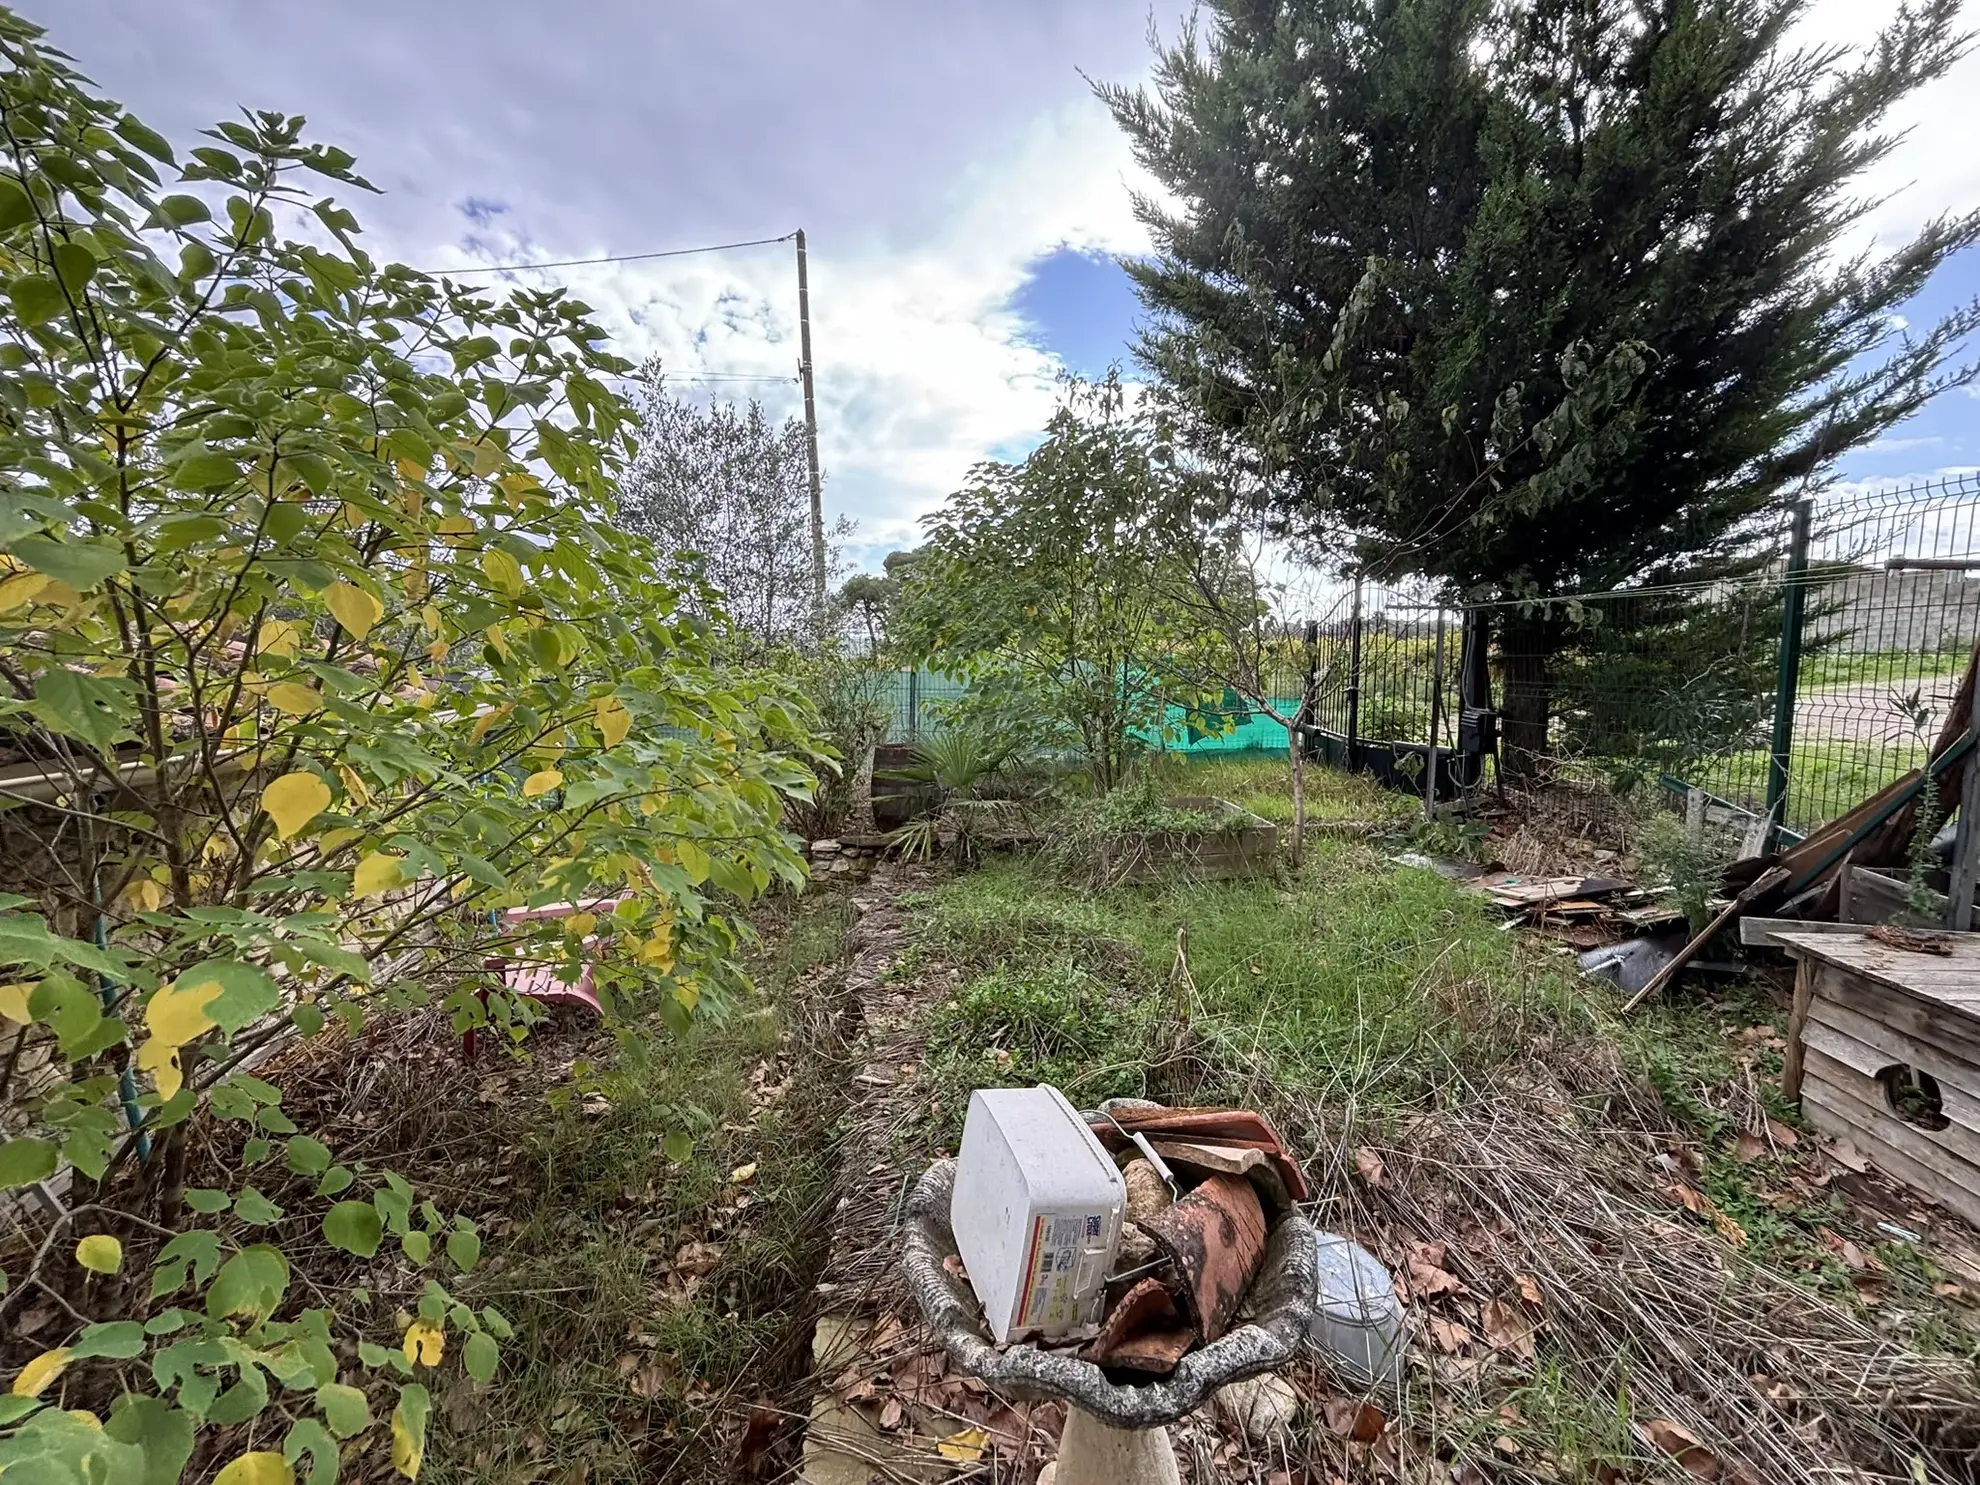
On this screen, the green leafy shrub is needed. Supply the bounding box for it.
[0,16,822,1480]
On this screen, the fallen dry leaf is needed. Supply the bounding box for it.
[1731,1133,1767,1163]
[1407,1258,1464,1298]
[1712,1209,1749,1249]
[1355,1147,1386,1187]
[1428,1317,1471,1353]
[1481,1298,1536,1360]
[1514,1273,1543,1308]
[878,1397,904,1431]
[730,1162,757,1184]
[1640,1418,1721,1481]
[1825,1138,1871,1173]
[1321,1397,1388,1444]
[936,1426,989,1463]
[1764,1117,1799,1149]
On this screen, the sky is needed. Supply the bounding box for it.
[27,0,1980,570]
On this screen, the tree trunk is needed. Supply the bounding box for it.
[1289,728,1306,867]
[1497,613,1557,782]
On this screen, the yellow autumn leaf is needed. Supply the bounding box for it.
[262,772,332,841]
[426,638,448,663]
[325,581,383,641]
[316,826,362,857]
[403,1319,444,1367]
[11,1347,71,1397]
[146,977,223,1048]
[257,619,302,659]
[484,624,511,660]
[0,570,54,613]
[65,1409,100,1428]
[265,682,323,717]
[137,1036,185,1100]
[353,853,406,898]
[469,704,510,744]
[480,549,525,597]
[565,912,597,938]
[396,457,428,484]
[672,979,698,1011]
[0,981,37,1024]
[594,696,632,748]
[213,1451,295,1485]
[75,1235,122,1274]
[121,877,166,915]
[420,603,442,636]
[521,769,563,799]
[391,1406,425,1480]
[937,1426,989,1463]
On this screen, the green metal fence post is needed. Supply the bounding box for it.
[1345,574,1364,769]
[1764,499,1814,849]
[907,669,920,741]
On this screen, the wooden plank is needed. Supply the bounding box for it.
[1740,917,1875,948]
[1622,865,1789,1014]
[1840,864,1912,926]
[1806,989,1980,1090]
[1783,956,1816,1103]
[1799,1032,1980,1166]
[1801,1078,1980,1227]
[1773,932,1980,1025]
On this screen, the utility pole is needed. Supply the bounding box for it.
[795,228,827,634]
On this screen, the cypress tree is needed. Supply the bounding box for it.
[1103,0,1980,770]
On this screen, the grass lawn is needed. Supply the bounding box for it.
[415,893,854,1485]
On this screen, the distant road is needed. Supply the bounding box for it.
[1796,677,1961,746]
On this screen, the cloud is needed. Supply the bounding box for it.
[26,0,1979,563]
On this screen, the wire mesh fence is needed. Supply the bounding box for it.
[867,472,1978,835]
[1486,470,1980,837]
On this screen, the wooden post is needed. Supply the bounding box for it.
[795,228,827,633]
[1781,955,1816,1102]
[1948,723,1980,931]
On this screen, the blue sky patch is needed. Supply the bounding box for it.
[1009,245,1145,383]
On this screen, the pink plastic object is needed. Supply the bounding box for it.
[466,899,619,1056]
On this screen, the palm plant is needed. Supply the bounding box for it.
[882,728,1033,863]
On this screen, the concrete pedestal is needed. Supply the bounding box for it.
[1050,1407,1181,1485]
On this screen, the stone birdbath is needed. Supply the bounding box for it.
[901,1159,1320,1485]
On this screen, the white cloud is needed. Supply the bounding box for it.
[427,97,1156,566]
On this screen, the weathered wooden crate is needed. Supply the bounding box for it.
[1097,797,1279,886]
[1777,929,1980,1227]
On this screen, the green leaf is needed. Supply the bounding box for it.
[185,1188,232,1214]
[8,533,127,589]
[177,958,282,1033]
[157,1229,221,1288]
[167,449,238,491]
[463,1330,499,1384]
[0,1136,58,1188]
[323,1200,381,1257]
[203,1360,268,1424]
[315,1381,371,1439]
[31,668,135,754]
[662,1130,694,1163]
[52,241,97,295]
[286,1136,332,1174]
[284,1416,340,1484]
[233,1187,283,1226]
[0,175,34,232]
[478,1305,514,1340]
[9,272,66,324]
[105,1392,196,1485]
[400,1228,431,1264]
[292,1004,326,1037]
[317,1164,354,1197]
[445,1224,481,1273]
[154,193,210,226]
[205,1244,289,1322]
[115,114,177,163]
[71,1320,147,1358]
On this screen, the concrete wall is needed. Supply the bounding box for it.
[1810,568,1980,653]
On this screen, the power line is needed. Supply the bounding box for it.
[421,231,797,277]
